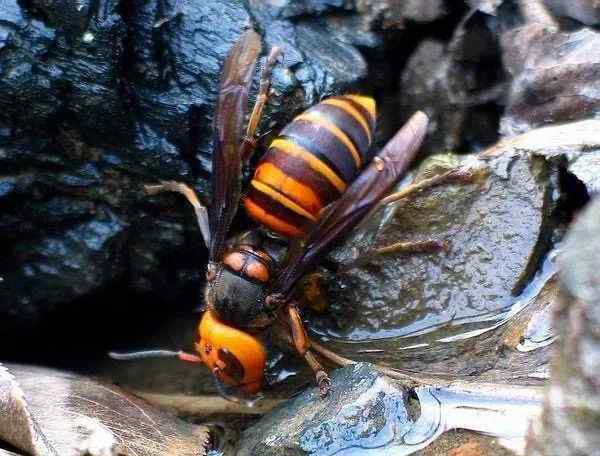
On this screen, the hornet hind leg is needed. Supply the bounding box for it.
[241,46,282,162]
[342,167,474,271]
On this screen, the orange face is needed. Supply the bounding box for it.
[196,310,267,394]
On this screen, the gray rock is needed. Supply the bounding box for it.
[501,24,600,136]
[544,0,600,25]
[467,0,504,14]
[484,119,600,196]
[0,363,210,456]
[238,363,411,456]
[528,197,600,456]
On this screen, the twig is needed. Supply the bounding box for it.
[133,392,282,417]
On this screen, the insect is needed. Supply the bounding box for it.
[111,29,459,401]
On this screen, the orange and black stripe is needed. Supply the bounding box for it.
[244,95,376,238]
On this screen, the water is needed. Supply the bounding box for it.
[299,381,543,456]
[319,248,559,349]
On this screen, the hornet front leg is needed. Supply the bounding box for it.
[286,302,331,397]
[341,167,474,270]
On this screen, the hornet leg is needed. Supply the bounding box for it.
[287,303,331,397]
[241,46,282,162]
[144,181,210,249]
[365,167,474,222]
[344,167,474,270]
[340,239,449,271]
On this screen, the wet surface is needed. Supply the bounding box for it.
[300,252,558,382]
[483,118,600,197]
[237,363,543,456]
[308,151,554,348]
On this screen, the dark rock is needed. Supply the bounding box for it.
[248,0,354,20]
[0,1,60,129]
[250,0,446,32]
[400,11,505,155]
[0,209,126,334]
[237,363,411,456]
[527,197,600,456]
[0,0,379,335]
[501,25,600,135]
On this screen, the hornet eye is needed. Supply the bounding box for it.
[217,347,245,383]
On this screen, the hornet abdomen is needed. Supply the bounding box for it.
[244,95,376,238]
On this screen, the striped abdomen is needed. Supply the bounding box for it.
[244,95,376,238]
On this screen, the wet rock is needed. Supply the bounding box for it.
[0,0,128,140]
[0,0,376,334]
[237,363,412,456]
[544,0,600,25]
[484,119,600,196]
[306,151,553,367]
[527,197,600,456]
[294,254,558,382]
[238,362,544,455]
[501,275,556,357]
[500,24,600,135]
[400,11,505,155]
[0,206,127,336]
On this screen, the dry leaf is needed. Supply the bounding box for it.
[0,363,209,456]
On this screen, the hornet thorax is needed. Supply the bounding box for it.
[204,230,287,330]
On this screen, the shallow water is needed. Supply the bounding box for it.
[312,249,558,358]
[309,154,555,351]
[296,376,543,456]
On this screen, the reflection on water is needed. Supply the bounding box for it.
[405,384,542,456]
[317,248,558,349]
[303,382,543,456]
